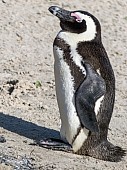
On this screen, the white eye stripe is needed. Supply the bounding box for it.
[75,12,96,38]
[59,12,97,42]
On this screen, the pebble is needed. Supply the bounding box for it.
[0,136,6,143]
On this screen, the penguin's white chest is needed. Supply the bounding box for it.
[53,45,88,152]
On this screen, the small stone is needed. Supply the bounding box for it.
[0,136,6,143]
[39,103,48,110]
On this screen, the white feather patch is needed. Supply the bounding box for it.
[53,46,88,145]
[96,68,101,75]
[94,95,104,115]
[72,128,89,153]
[53,46,80,143]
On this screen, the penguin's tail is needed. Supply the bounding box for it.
[86,140,126,162]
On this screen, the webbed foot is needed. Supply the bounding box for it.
[31,138,73,152]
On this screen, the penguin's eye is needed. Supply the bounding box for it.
[71,12,83,23]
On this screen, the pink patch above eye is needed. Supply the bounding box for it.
[71,13,82,22]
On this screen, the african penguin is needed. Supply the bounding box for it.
[38,6,126,162]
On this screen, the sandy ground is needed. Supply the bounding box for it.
[0,0,127,169]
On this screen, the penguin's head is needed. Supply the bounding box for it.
[49,6,101,40]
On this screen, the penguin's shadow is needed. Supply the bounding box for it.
[0,112,60,141]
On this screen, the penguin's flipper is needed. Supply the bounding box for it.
[75,62,106,132]
[75,92,99,132]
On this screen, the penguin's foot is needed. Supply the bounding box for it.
[85,140,126,162]
[32,138,73,152]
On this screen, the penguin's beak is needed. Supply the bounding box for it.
[49,6,75,22]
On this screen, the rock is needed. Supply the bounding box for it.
[0,136,6,143]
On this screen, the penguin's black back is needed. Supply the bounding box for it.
[77,40,115,135]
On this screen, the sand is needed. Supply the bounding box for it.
[0,0,127,169]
